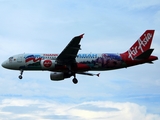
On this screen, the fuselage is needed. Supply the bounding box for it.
[1,30,158,84]
[1,53,158,72]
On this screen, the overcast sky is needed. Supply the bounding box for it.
[0,0,160,120]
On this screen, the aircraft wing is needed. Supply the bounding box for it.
[56,34,84,65]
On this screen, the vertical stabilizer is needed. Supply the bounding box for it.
[121,30,155,60]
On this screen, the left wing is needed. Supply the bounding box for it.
[56,34,84,65]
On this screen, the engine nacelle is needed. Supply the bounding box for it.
[50,72,71,81]
[41,59,56,70]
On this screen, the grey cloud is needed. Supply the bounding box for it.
[0,99,159,120]
[72,104,119,112]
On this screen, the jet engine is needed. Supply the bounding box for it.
[50,72,72,81]
[41,59,56,70]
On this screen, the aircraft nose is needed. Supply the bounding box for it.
[1,61,7,68]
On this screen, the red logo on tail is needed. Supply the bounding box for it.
[127,30,154,60]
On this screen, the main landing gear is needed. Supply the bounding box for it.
[72,77,78,84]
[72,74,78,84]
[19,69,23,79]
[67,65,78,84]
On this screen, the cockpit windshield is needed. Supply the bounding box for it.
[9,57,13,61]
[9,57,13,60]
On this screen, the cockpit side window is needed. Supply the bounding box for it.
[9,57,13,59]
[9,57,14,62]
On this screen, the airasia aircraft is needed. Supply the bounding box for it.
[1,30,158,84]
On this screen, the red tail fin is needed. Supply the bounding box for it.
[122,30,155,60]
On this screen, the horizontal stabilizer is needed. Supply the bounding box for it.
[135,49,154,60]
[78,72,100,77]
[147,61,154,64]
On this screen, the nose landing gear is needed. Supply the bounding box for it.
[19,69,23,79]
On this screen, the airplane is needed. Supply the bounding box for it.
[1,30,158,84]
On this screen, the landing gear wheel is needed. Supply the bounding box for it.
[19,69,23,79]
[19,75,22,79]
[72,78,78,84]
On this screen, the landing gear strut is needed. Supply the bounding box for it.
[72,74,78,84]
[19,69,23,79]
[67,65,78,84]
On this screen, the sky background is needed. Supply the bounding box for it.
[0,0,160,120]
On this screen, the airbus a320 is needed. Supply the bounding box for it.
[2,30,158,84]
